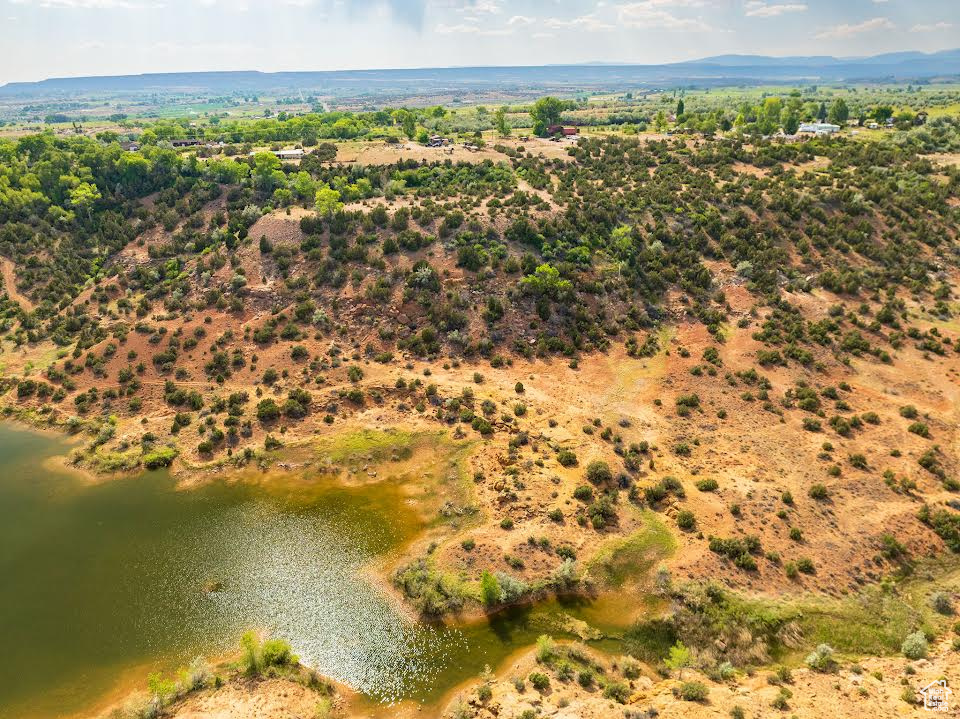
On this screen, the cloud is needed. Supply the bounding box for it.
[435,19,518,35]
[344,0,426,29]
[745,1,807,18]
[462,0,501,14]
[9,0,163,7]
[617,1,716,31]
[815,16,894,39]
[545,14,614,31]
[507,14,534,26]
[910,21,953,33]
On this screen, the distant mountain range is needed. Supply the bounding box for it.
[3,49,959,98]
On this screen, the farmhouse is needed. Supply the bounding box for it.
[546,125,579,137]
[273,148,304,160]
[797,122,840,136]
[170,139,201,147]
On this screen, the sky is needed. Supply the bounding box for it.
[0,0,958,84]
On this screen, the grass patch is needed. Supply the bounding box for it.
[317,428,433,465]
[621,556,960,669]
[793,556,960,656]
[588,510,675,588]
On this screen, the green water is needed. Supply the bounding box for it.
[0,424,625,718]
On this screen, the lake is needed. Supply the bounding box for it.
[0,423,622,718]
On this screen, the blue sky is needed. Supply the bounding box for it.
[1,0,958,84]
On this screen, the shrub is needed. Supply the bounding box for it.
[695,478,719,492]
[256,398,280,421]
[808,483,829,500]
[901,631,928,659]
[586,460,613,485]
[260,638,294,668]
[805,643,836,672]
[557,449,578,467]
[899,405,919,419]
[604,680,630,703]
[678,681,709,702]
[240,632,297,676]
[931,592,954,615]
[479,570,501,606]
[536,634,556,663]
[620,655,641,679]
[528,672,550,691]
[676,510,696,530]
[143,446,177,469]
[573,485,594,502]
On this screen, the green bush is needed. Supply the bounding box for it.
[901,631,928,659]
[528,671,550,691]
[678,681,709,701]
[586,460,612,485]
[604,680,630,703]
[676,510,696,530]
[804,643,836,672]
[143,446,177,469]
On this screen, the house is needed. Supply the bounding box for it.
[273,148,304,160]
[797,122,840,136]
[919,679,951,712]
[171,139,201,147]
[426,135,450,148]
[546,125,579,137]
[120,141,141,152]
[915,111,928,126]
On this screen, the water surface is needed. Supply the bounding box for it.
[0,424,622,718]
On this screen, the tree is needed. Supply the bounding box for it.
[654,110,667,132]
[873,105,894,123]
[530,97,568,136]
[828,98,849,125]
[520,264,572,301]
[782,108,800,135]
[68,181,101,219]
[290,171,316,200]
[664,641,692,679]
[252,151,282,190]
[314,186,343,216]
[676,98,685,116]
[817,102,827,121]
[760,97,782,133]
[393,109,416,140]
[494,106,510,137]
[256,398,280,421]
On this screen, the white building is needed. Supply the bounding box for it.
[798,122,841,136]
